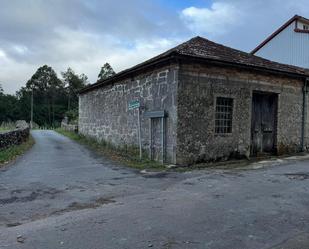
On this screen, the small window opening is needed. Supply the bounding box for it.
[215,97,233,134]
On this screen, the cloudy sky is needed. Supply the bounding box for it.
[1,0,309,94]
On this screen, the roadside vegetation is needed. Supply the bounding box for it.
[0,122,16,131]
[0,63,115,128]
[0,135,35,166]
[55,128,165,170]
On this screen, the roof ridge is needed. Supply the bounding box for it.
[79,36,309,94]
[182,36,308,71]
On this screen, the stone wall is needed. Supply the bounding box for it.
[176,62,305,165]
[79,63,179,163]
[0,123,30,149]
[79,59,308,165]
[61,117,78,132]
[61,123,78,132]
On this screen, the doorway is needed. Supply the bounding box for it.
[251,92,278,156]
[145,110,167,163]
[150,118,163,162]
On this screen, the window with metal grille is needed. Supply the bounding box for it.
[215,97,233,134]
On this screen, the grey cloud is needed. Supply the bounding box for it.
[1,0,309,93]
[183,0,309,51]
[0,0,186,65]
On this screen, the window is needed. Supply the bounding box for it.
[303,25,309,30]
[215,97,233,134]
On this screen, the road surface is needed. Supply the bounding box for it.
[1,130,309,248]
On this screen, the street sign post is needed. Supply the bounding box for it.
[128,100,142,160]
[128,100,140,110]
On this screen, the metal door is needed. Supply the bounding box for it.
[251,92,278,155]
[150,118,162,161]
[145,110,166,163]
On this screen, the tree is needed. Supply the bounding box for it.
[98,63,116,81]
[26,65,64,92]
[0,84,20,123]
[61,68,88,111]
[24,65,65,127]
[0,66,88,127]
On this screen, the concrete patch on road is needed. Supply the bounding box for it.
[0,187,63,205]
[51,197,116,216]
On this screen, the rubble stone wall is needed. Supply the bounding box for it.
[176,62,305,165]
[79,63,179,163]
[0,122,30,149]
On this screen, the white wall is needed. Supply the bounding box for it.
[255,21,309,69]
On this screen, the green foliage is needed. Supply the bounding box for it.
[65,109,78,123]
[0,92,20,122]
[0,63,113,127]
[98,63,116,81]
[0,135,35,166]
[61,68,88,111]
[62,67,88,91]
[15,65,68,127]
[26,65,64,91]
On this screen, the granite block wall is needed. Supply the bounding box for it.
[176,62,305,164]
[79,64,179,163]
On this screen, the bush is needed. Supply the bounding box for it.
[65,109,78,124]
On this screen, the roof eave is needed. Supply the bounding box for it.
[78,53,178,94]
[174,54,308,79]
[79,51,308,95]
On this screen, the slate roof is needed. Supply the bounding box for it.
[80,36,309,94]
[173,36,309,75]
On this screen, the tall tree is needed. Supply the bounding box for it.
[61,68,88,111]
[24,65,64,127]
[0,66,88,127]
[26,65,63,92]
[98,63,116,81]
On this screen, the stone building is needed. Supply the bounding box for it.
[79,36,309,165]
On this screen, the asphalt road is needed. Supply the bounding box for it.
[1,130,309,248]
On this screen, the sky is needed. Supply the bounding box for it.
[1,0,309,94]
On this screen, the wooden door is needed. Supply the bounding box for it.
[251,93,277,155]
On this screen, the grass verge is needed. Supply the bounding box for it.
[0,135,35,166]
[0,122,16,131]
[55,128,165,171]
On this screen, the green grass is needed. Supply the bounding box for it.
[0,122,15,131]
[55,128,165,171]
[0,135,35,166]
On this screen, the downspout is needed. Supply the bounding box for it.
[301,77,309,151]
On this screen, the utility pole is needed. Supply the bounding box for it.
[68,92,71,111]
[30,89,33,129]
[137,106,142,160]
